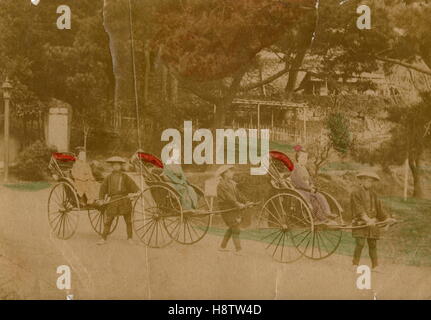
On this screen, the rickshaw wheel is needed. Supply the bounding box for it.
[88,209,119,236]
[164,191,211,245]
[258,193,313,263]
[292,194,342,260]
[132,185,177,248]
[48,182,80,240]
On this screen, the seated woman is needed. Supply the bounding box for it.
[71,147,100,205]
[290,145,337,225]
[162,147,198,211]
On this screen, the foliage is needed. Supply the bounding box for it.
[0,0,114,130]
[381,0,431,71]
[327,112,352,154]
[379,92,431,166]
[308,136,332,176]
[309,111,354,176]
[353,92,431,198]
[10,80,45,118]
[13,141,57,181]
[154,0,314,81]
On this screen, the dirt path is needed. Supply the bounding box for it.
[0,185,430,300]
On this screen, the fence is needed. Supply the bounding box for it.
[226,122,304,145]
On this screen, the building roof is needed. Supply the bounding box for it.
[232,98,308,109]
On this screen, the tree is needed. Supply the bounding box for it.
[357,92,431,198]
[387,93,431,198]
[327,112,352,154]
[150,0,316,127]
[308,134,332,177]
[320,0,431,77]
[308,111,353,176]
[373,0,431,75]
[0,0,114,144]
[282,0,431,99]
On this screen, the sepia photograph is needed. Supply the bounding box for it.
[0,0,430,304]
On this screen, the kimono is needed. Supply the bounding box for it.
[350,187,388,239]
[163,164,198,210]
[217,178,248,227]
[71,160,100,203]
[217,177,249,251]
[99,171,140,217]
[290,164,331,221]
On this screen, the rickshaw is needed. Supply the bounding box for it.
[257,150,397,264]
[129,151,257,248]
[47,152,119,239]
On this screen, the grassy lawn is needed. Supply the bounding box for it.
[2,181,51,192]
[204,196,431,267]
[378,197,431,267]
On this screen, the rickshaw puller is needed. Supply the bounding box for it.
[351,171,395,271]
[216,165,252,255]
[97,156,139,246]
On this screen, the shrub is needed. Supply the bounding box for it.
[13,140,56,181]
[327,112,352,154]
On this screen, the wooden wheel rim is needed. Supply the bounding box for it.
[48,182,80,240]
[132,185,178,248]
[88,209,119,236]
[258,193,313,263]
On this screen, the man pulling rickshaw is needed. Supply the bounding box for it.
[96,156,140,245]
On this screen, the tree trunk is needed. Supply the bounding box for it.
[213,102,226,129]
[258,65,266,97]
[285,48,307,100]
[23,117,28,147]
[170,73,178,104]
[144,41,150,104]
[419,45,431,71]
[409,156,424,199]
[161,64,168,102]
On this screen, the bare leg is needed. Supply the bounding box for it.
[368,238,378,268]
[353,237,366,266]
[102,215,115,240]
[221,228,233,249]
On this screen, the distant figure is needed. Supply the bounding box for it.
[89,160,105,181]
[351,171,394,272]
[290,145,337,225]
[71,147,100,205]
[97,156,140,246]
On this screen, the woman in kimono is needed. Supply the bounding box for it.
[290,145,337,225]
[162,146,198,211]
[71,147,100,205]
[163,163,198,211]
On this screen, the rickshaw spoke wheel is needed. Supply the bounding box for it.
[294,226,342,260]
[48,182,79,240]
[88,209,119,236]
[164,192,210,245]
[292,193,343,260]
[257,193,311,263]
[132,185,176,248]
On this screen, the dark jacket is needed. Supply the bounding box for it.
[350,187,388,239]
[99,171,139,217]
[217,178,248,227]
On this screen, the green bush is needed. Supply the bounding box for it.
[13,141,56,181]
[327,112,352,154]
